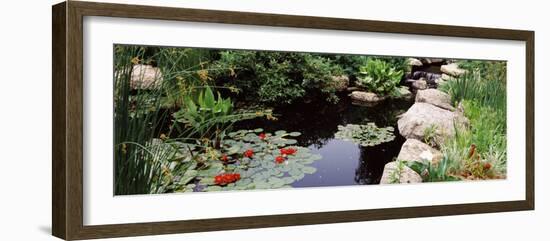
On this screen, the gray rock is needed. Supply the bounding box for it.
[397,102,468,142]
[441,73,454,81]
[420,58,445,65]
[395,86,413,100]
[349,91,386,103]
[397,139,443,164]
[130,64,163,89]
[411,79,428,90]
[331,75,350,92]
[380,161,423,184]
[434,77,445,86]
[440,63,467,77]
[407,58,423,66]
[346,86,360,92]
[415,89,454,111]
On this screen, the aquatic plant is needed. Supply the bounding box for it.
[192,129,322,192]
[334,123,395,146]
[355,59,403,95]
[172,86,271,148]
[154,130,321,193]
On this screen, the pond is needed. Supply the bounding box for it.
[234,93,413,187]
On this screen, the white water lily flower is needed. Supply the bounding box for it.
[419,150,433,162]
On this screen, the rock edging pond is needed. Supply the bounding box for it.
[380,88,469,184]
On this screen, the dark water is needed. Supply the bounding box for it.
[234,94,413,187]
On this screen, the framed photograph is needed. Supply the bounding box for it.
[52,1,534,240]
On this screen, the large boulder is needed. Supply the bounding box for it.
[330,75,350,92]
[411,79,428,90]
[420,58,445,65]
[349,91,386,104]
[415,89,454,111]
[397,139,443,164]
[407,58,423,66]
[130,64,163,89]
[440,63,467,77]
[441,73,454,81]
[380,161,423,184]
[397,102,468,142]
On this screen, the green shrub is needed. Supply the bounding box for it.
[212,50,344,104]
[355,58,403,94]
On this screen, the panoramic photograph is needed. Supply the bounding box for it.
[113,45,507,195]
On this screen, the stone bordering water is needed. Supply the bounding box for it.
[349,86,412,106]
[380,161,422,184]
[382,88,470,184]
[397,102,468,142]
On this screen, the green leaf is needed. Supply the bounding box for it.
[288,132,301,137]
[302,166,317,174]
[253,128,264,133]
[203,86,215,109]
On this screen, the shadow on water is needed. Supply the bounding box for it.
[235,93,412,187]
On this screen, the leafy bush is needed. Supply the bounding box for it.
[355,58,403,94]
[331,55,409,78]
[212,50,344,104]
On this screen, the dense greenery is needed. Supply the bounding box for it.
[438,60,507,179]
[212,50,344,104]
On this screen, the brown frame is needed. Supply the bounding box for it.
[52,1,535,240]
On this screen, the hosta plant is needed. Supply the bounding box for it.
[355,59,403,95]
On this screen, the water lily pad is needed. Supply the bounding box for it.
[184,129,323,193]
[288,132,301,137]
[302,166,317,174]
[253,128,264,133]
[334,123,395,146]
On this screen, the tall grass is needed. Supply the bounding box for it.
[114,45,173,195]
[438,70,506,112]
[438,61,507,179]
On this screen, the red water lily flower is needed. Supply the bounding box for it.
[259,133,266,140]
[214,173,241,185]
[275,155,285,164]
[280,147,297,155]
[243,149,254,158]
[220,154,228,162]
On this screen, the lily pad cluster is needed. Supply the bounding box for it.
[334,123,395,146]
[163,129,322,193]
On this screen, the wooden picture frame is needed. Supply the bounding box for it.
[52,1,534,240]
